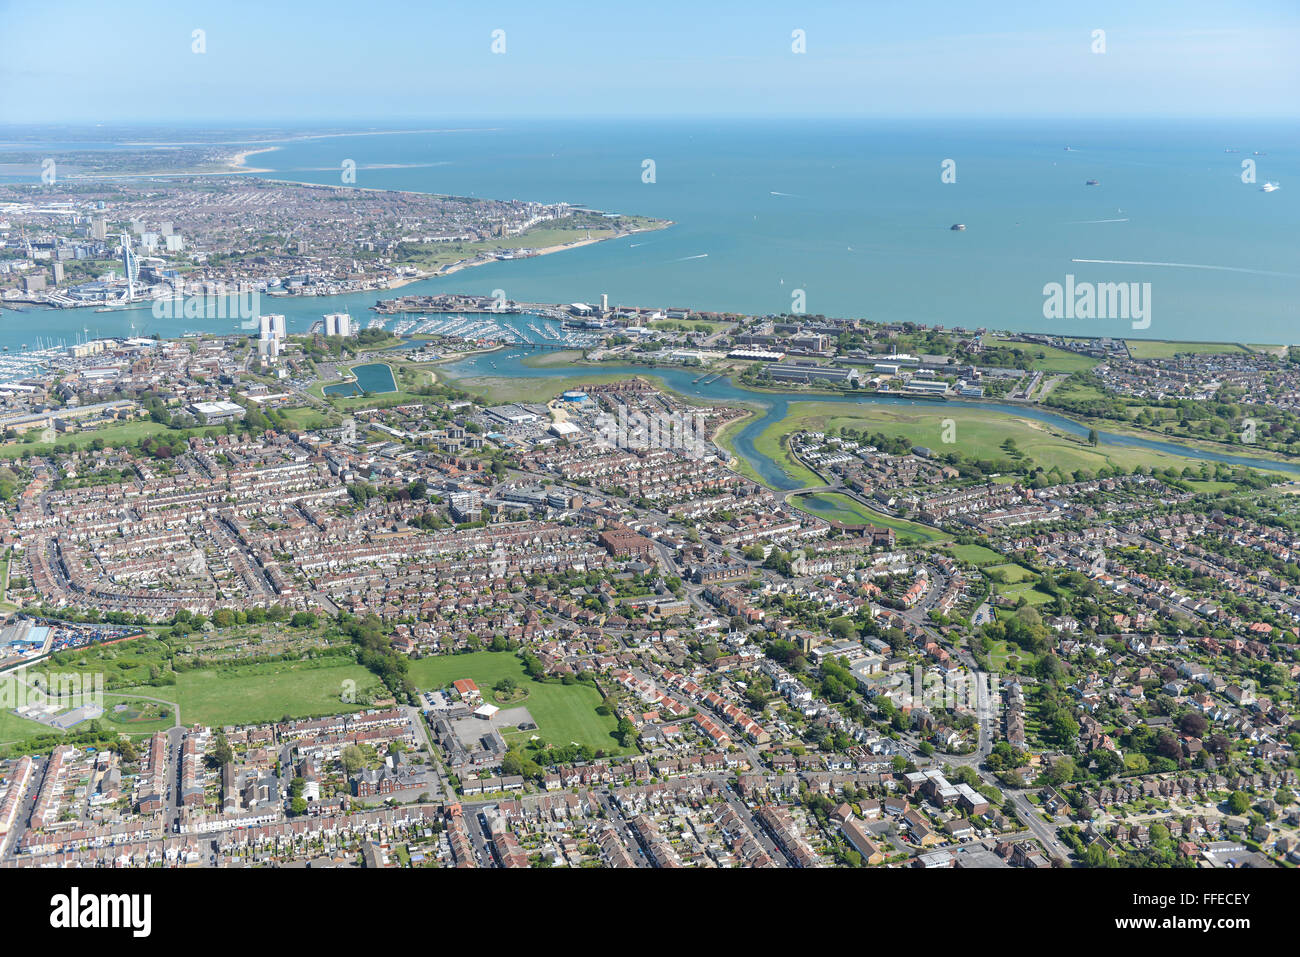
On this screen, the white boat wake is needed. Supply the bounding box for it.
[1072,258,1297,277]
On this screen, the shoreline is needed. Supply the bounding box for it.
[228,146,280,174]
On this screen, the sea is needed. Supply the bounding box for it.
[2,117,1298,350]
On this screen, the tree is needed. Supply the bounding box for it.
[206,732,234,769]
[1045,756,1076,786]
[1088,429,1099,447]
[615,717,638,748]
[1178,712,1207,738]
[1227,791,1251,815]
[341,744,366,775]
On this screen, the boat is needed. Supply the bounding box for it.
[1085,179,1100,186]
[1260,182,1280,192]
[950,223,966,231]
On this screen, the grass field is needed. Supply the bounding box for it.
[942,544,1008,566]
[1184,479,1239,494]
[0,709,52,744]
[791,491,879,525]
[116,659,380,727]
[0,421,229,459]
[1124,340,1252,359]
[747,419,825,488]
[396,216,667,273]
[985,639,1037,672]
[1024,346,1101,374]
[406,651,628,755]
[984,562,1036,583]
[647,318,733,334]
[791,492,949,544]
[754,401,1212,479]
[277,407,334,429]
[996,581,1056,606]
[437,368,643,405]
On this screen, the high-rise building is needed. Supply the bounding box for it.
[91,217,107,240]
[259,314,287,341]
[324,313,355,337]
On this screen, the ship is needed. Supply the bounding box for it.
[950,223,966,231]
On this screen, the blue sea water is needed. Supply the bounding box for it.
[4,118,1299,345]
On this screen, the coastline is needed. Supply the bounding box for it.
[228,146,281,174]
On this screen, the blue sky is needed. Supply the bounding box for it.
[2,0,1297,123]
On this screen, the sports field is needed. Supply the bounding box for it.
[407,651,628,754]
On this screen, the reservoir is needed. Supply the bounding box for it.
[323,362,397,397]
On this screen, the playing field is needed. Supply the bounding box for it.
[984,562,1037,583]
[407,651,628,755]
[943,544,1008,566]
[1124,339,1251,359]
[116,659,380,727]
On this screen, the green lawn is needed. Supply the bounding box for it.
[0,708,53,745]
[1023,345,1101,374]
[0,420,247,459]
[1184,479,1239,494]
[277,407,333,429]
[116,659,380,727]
[1124,339,1251,359]
[755,401,1212,479]
[985,639,1037,673]
[791,492,949,544]
[407,651,629,755]
[943,544,1007,566]
[997,581,1056,606]
[791,491,879,525]
[984,562,1037,583]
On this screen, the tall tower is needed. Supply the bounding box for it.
[120,232,139,300]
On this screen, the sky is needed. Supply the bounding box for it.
[2,0,1298,124]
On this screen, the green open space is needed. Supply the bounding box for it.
[1124,340,1252,359]
[395,215,668,273]
[791,492,949,544]
[941,543,1008,566]
[984,562,1037,583]
[115,659,381,727]
[406,651,629,755]
[996,581,1056,606]
[754,401,1218,479]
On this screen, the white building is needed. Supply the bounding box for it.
[259,313,287,341]
[324,313,355,337]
